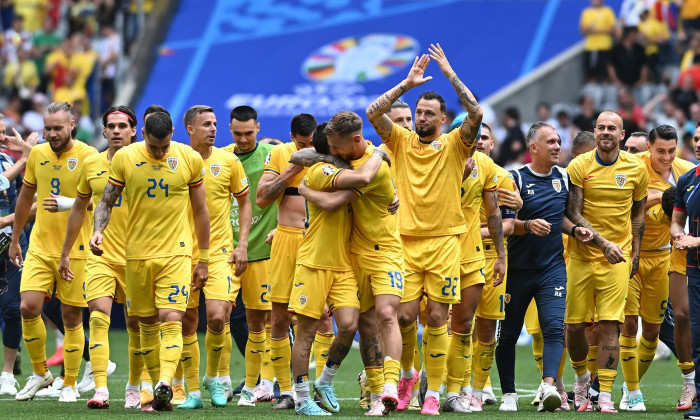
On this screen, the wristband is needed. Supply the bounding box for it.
[571,226,578,237]
[524,220,531,234]
[198,248,209,262]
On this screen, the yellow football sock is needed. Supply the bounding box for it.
[558,347,567,378]
[141,366,151,384]
[400,321,417,371]
[314,331,334,379]
[571,357,588,377]
[159,321,183,384]
[485,375,492,389]
[88,311,111,389]
[22,315,47,376]
[472,339,497,391]
[446,331,471,394]
[532,332,544,375]
[218,322,232,377]
[271,335,292,392]
[441,334,452,386]
[637,335,658,380]
[175,360,183,380]
[181,333,199,392]
[598,368,617,393]
[260,325,274,381]
[587,345,598,377]
[424,323,448,392]
[366,366,384,395]
[205,326,225,378]
[384,358,400,388]
[127,327,144,387]
[679,360,695,374]
[245,329,266,388]
[412,337,421,392]
[620,334,639,391]
[139,322,161,384]
[63,322,85,388]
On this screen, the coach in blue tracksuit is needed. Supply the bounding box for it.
[495,122,593,411]
[671,130,700,420]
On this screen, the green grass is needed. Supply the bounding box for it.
[0,329,691,418]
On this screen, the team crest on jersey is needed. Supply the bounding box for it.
[264,153,271,165]
[67,158,78,171]
[299,295,307,306]
[504,294,511,304]
[615,174,626,188]
[470,165,479,180]
[210,164,221,177]
[552,179,561,193]
[431,141,443,152]
[321,165,335,177]
[167,157,178,171]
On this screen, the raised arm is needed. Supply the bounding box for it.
[290,148,351,169]
[629,197,647,277]
[334,151,383,189]
[90,182,123,256]
[366,54,433,140]
[58,194,92,280]
[428,43,482,147]
[189,183,210,292]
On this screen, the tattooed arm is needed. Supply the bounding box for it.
[566,184,626,264]
[366,54,433,141]
[90,182,123,256]
[257,167,303,208]
[428,43,482,148]
[289,148,351,169]
[483,189,506,286]
[629,197,646,278]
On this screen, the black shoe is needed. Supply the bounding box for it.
[272,394,295,410]
[233,380,245,396]
[567,390,574,404]
[153,383,173,412]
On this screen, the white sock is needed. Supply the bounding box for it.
[125,383,139,392]
[189,390,201,398]
[383,383,397,394]
[96,386,109,396]
[295,380,310,402]
[261,378,274,391]
[439,383,445,395]
[556,376,565,392]
[141,382,153,393]
[172,377,184,386]
[460,385,472,395]
[575,371,590,382]
[401,369,414,378]
[589,387,599,397]
[204,375,218,382]
[628,389,642,398]
[472,389,483,399]
[683,371,695,385]
[599,391,611,399]
[425,389,440,400]
[318,364,338,385]
[281,390,293,396]
[447,392,459,399]
[242,385,255,394]
[219,375,231,386]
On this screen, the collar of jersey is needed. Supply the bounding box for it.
[235,143,258,157]
[526,163,553,177]
[594,150,619,166]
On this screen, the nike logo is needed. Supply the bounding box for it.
[24,338,39,342]
[250,350,264,354]
[165,345,180,349]
[584,175,594,181]
[142,350,154,355]
[271,357,283,361]
[136,162,147,167]
[89,344,103,350]
[180,357,192,362]
[535,356,543,361]
[294,282,304,287]
[622,356,635,362]
[65,349,80,353]
[526,184,535,188]
[96,171,106,176]
[40,161,49,165]
[429,353,446,358]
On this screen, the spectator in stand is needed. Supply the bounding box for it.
[52,70,86,110]
[68,0,98,36]
[617,86,645,137]
[31,17,61,86]
[1,93,21,128]
[2,15,32,64]
[580,0,617,83]
[20,92,45,137]
[98,24,119,113]
[672,70,700,117]
[681,31,700,72]
[573,94,598,132]
[536,101,557,126]
[11,0,47,33]
[673,106,692,138]
[680,130,698,163]
[554,109,574,161]
[496,106,528,168]
[70,97,94,143]
[686,102,700,134]
[43,38,73,92]
[644,95,681,131]
[617,0,650,29]
[679,0,700,40]
[639,8,671,82]
[70,32,97,114]
[3,49,39,93]
[608,26,648,88]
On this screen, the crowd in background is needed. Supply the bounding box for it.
[0,0,151,147]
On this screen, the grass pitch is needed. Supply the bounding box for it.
[0,329,690,418]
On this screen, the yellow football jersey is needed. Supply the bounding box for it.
[384,125,472,236]
[638,151,695,251]
[348,145,402,256]
[480,164,516,258]
[77,150,127,264]
[263,142,307,199]
[109,141,204,260]
[23,141,97,258]
[296,163,352,270]
[461,152,498,263]
[190,147,249,259]
[567,149,648,261]
[378,143,396,185]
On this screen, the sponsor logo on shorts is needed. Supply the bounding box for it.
[299,295,308,306]
[554,286,565,297]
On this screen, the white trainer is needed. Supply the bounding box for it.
[58,385,78,402]
[537,383,560,412]
[0,371,19,395]
[16,372,53,401]
[499,392,519,412]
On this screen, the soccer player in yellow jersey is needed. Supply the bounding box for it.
[10,102,97,402]
[565,111,648,413]
[176,106,251,410]
[91,111,210,412]
[293,112,403,416]
[288,113,389,416]
[618,125,696,411]
[256,113,318,410]
[57,106,138,409]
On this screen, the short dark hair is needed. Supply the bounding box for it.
[481,122,492,134]
[416,91,446,114]
[291,113,317,137]
[661,186,676,219]
[571,130,596,155]
[504,106,521,122]
[143,105,169,121]
[629,131,649,140]
[230,105,257,123]
[324,111,362,137]
[313,122,329,155]
[144,112,172,139]
[526,121,556,146]
[648,125,676,144]
[184,105,215,129]
[102,106,137,128]
[389,100,410,111]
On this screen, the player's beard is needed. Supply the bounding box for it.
[48,132,71,152]
[416,125,438,138]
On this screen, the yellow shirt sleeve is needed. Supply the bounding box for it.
[633,165,649,202]
[386,124,411,155]
[567,157,584,189]
[23,147,37,188]
[263,145,283,175]
[188,150,205,187]
[230,156,250,197]
[483,158,498,192]
[76,167,91,197]
[306,164,343,191]
[108,149,126,187]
